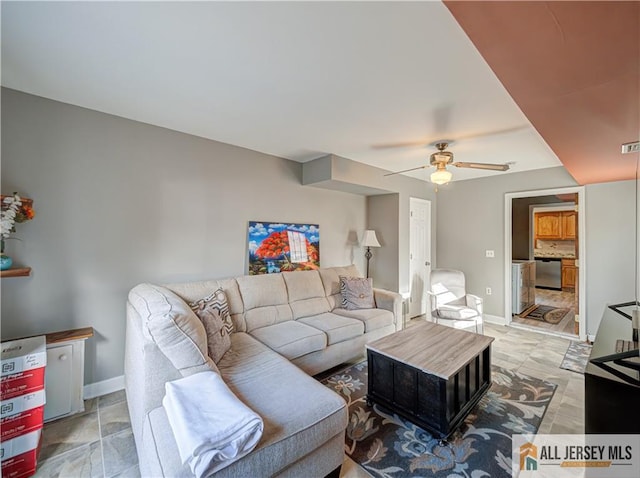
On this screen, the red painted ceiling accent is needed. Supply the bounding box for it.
[445,1,639,185]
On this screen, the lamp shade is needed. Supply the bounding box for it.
[430,169,453,185]
[361,230,381,248]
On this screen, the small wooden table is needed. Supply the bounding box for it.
[366,321,494,440]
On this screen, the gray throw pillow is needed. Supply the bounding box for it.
[190,294,232,363]
[340,276,375,310]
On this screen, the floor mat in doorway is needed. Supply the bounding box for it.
[519,305,570,324]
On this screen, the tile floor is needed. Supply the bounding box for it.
[33,321,585,478]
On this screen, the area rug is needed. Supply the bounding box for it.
[519,304,569,324]
[321,361,556,477]
[559,340,592,374]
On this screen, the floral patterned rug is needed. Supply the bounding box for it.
[559,340,592,374]
[321,361,556,477]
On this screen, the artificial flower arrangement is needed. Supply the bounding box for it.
[1,193,36,255]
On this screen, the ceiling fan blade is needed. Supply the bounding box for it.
[383,165,428,176]
[372,140,430,150]
[452,125,530,142]
[452,162,510,171]
[372,125,531,150]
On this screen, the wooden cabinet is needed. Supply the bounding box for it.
[561,211,577,239]
[534,212,561,239]
[534,210,576,240]
[561,258,576,289]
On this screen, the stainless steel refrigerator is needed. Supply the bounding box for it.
[512,260,536,315]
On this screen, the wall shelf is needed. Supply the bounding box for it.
[0,267,32,278]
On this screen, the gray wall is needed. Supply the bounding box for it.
[584,180,637,333]
[367,194,400,291]
[1,88,369,384]
[437,166,636,335]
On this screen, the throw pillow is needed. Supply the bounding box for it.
[191,288,235,334]
[189,289,231,363]
[339,276,375,310]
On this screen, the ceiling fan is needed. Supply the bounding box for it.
[384,141,511,185]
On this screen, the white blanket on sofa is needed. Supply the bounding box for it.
[162,371,264,477]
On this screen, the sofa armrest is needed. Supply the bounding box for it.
[373,288,403,331]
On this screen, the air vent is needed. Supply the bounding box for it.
[621,141,640,154]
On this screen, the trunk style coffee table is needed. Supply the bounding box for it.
[366,321,494,440]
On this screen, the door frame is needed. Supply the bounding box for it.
[503,186,587,341]
[409,197,432,318]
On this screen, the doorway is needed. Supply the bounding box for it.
[504,187,586,341]
[409,197,431,318]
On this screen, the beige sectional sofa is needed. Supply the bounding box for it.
[125,265,402,477]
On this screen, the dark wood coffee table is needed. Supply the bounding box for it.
[366,321,494,440]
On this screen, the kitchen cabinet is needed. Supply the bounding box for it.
[534,211,576,240]
[561,258,576,289]
[561,211,577,239]
[534,212,561,239]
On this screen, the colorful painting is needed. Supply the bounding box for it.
[248,221,320,275]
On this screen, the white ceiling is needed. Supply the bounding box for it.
[1,1,562,183]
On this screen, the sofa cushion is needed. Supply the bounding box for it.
[128,283,218,376]
[236,273,288,309]
[249,321,326,360]
[332,307,395,333]
[298,313,364,345]
[437,304,479,320]
[318,265,362,309]
[339,276,375,310]
[282,270,331,319]
[237,274,293,331]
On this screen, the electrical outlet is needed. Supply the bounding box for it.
[486,287,492,295]
[485,250,495,258]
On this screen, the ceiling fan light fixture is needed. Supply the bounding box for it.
[430,168,452,185]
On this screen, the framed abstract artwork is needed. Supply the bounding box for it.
[247,221,320,275]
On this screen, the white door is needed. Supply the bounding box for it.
[409,198,431,318]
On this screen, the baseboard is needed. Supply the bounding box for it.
[83,375,125,400]
[484,314,508,326]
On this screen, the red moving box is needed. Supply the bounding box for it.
[0,430,42,478]
[1,368,46,400]
[0,406,45,442]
